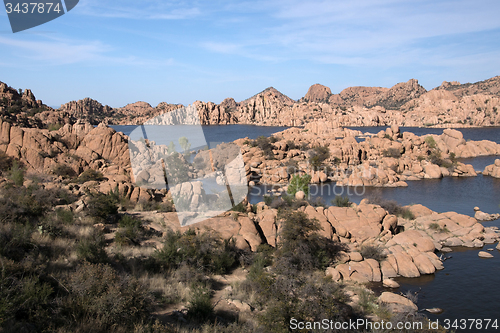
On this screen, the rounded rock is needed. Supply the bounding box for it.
[383,278,400,288]
[478,251,494,258]
[295,190,305,200]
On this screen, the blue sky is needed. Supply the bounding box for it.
[1,0,500,108]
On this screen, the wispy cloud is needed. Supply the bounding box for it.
[0,35,176,67]
[76,0,202,20]
[199,0,500,67]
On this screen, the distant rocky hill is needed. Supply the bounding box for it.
[1,75,500,128]
[0,81,48,128]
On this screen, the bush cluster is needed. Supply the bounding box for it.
[52,163,76,178]
[308,146,330,171]
[153,229,238,274]
[332,195,351,207]
[249,135,276,159]
[359,244,387,262]
[72,168,105,183]
[115,214,144,246]
[86,192,118,221]
[235,210,351,332]
[368,194,415,220]
[0,183,156,332]
[382,147,402,158]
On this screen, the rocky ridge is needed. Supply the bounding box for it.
[3,75,500,128]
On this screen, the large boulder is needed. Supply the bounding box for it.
[423,163,442,179]
[378,292,418,313]
[441,129,465,151]
[386,230,435,252]
[483,159,500,178]
[389,245,420,278]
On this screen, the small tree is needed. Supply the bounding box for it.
[167,141,176,154]
[287,174,311,197]
[178,137,191,154]
[425,136,437,149]
[9,160,24,186]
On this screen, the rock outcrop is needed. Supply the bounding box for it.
[483,159,500,178]
[238,123,490,187]
[302,84,332,103]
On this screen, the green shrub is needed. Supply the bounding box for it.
[0,273,54,331]
[429,223,449,233]
[187,283,214,321]
[115,215,143,246]
[153,229,238,274]
[55,208,74,224]
[287,174,311,197]
[0,185,71,225]
[52,164,76,178]
[276,211,346,272]
[401,208,416,220]
[250,136,276,160]
[332,195,351,207]
[359,245,387,262]
[72,169,105,183]
[76,230,108,263]
[47,123,63,131]
[449,152,457,164]
[0,223,36,261]
[254,273,350,332]
[263,195,273,206]
[0,151,14,172]
[62,262,155,331]
[308,196,326,208]
[425,136,437,149]
[309,146,330,171]
[368,195,415,220]
[8,160,24,186]
[163,152,190,185]
[357,288,378,314]
[285,159,299,175]
[382,148,402,158]
[383,134,394,141]
[286,140,298,150]
[429,223,440,230]
[231,201,247,213]
[86,192,118,221]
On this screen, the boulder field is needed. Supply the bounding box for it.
[128,199,499,284]
[239,123,500,187]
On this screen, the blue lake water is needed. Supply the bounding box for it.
[249,175,500,218]
[111,124,290,145]
[113,124,500,328]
